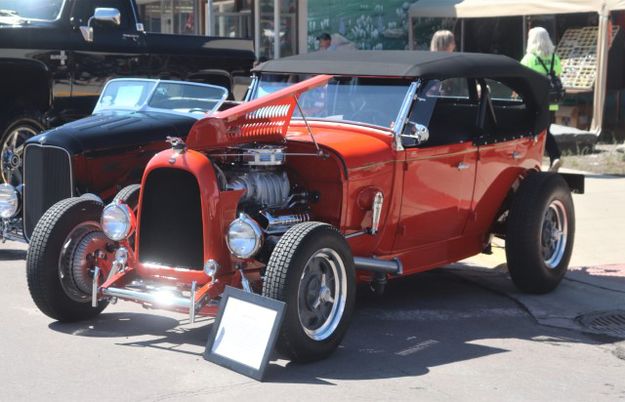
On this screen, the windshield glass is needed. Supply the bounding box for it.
[94,80,228,115]
[254,74,411,129]
[0,0,64,21]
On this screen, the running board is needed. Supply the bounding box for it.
[354,257,403,275]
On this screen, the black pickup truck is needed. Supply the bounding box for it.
[0,0,255,186]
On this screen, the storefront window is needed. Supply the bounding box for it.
[259,0,297,59]
[137,0,198,35]
[211,0,253,38]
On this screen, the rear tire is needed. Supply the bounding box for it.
[0,111,45,186]
[505,172,575,294]
[263,222,356,362]
[26,197,109,322]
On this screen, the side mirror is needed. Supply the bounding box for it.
[80,8,121,42]
[401,122,429,145]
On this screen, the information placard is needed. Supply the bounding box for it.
[204,286,286,381]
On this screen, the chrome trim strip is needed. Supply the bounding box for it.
[405,148,476,162]
[22,143,74,242]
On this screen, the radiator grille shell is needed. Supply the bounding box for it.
[138,168,204,270]
[23,145,73,239]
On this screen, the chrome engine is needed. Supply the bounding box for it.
[227,171,290,207]
[213,144,311,235]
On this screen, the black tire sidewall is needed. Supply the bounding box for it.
[26,198,108,321]
[114,184,141,210]
[265,224,356,362]
[506,173,575,293]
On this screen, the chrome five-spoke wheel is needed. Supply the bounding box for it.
[297,248,348,341]
[541,200,568,269]
[1,123,39,186]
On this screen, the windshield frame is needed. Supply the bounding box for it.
[93,78,229,119]
[250,73,418,139]
[0,0,67,22]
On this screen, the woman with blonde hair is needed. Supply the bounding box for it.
[521,26,563,171]
[430,30,456,52]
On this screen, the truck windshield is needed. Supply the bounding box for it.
[0,0,65,21]
[254,74,411,130]
[94,79,229,115]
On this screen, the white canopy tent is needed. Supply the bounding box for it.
[408,0,625,135]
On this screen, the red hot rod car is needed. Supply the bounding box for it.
[26,51,583,362]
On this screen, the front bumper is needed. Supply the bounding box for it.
[94,248,228,322]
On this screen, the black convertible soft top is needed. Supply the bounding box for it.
[255,51,531,80]
[254,50,551,134]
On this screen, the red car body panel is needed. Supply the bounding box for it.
[100,72,547,313]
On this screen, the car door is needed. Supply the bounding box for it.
[394,78,479,252]
[68,0,145,119]
[466,78,543,236]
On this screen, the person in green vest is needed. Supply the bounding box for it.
[521,26,562,172]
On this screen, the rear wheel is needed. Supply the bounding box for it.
[26,197,111,322]
[263,222,356,362]
[1,112,45,186]
[505,172,575,294]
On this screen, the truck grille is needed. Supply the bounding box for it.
[138,168,204,270]
[23,145,73,239]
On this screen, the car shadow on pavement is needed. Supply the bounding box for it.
[0,249,26,260]
[49,312,182,338]
[47,270,616,384]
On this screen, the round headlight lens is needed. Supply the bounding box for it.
[0,184,19,219]
[101,202,135,241]
[227,214,263,259]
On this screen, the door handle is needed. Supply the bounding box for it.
[511,151,522,160]
[457,162,470,171]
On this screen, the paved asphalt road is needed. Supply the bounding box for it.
[1,174,624,401]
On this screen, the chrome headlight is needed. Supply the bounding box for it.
[0,184,19,219]
[226,213,263,259]
[101,202,135,241]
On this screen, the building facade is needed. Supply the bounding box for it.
[135,1,426,59]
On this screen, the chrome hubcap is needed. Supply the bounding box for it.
[1,125,38,186]
[58,222,109,303]
[541,200,568,269]
[297,248,347,341]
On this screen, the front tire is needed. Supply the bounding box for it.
[263,222,356,362]
[505,172,575,294]
[26,197,110,322]
[113,184,141,210]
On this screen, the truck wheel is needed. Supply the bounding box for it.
[1,112,46,186]
[113,184,141,211]
[263,222,356,362]
[27,197,110,322]
[505,172,575,294]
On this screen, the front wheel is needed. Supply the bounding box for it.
[26,197,111,322]
[263,222,356,362]
[505,172,575,294]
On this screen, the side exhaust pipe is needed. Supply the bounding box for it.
[354,257,402,275]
